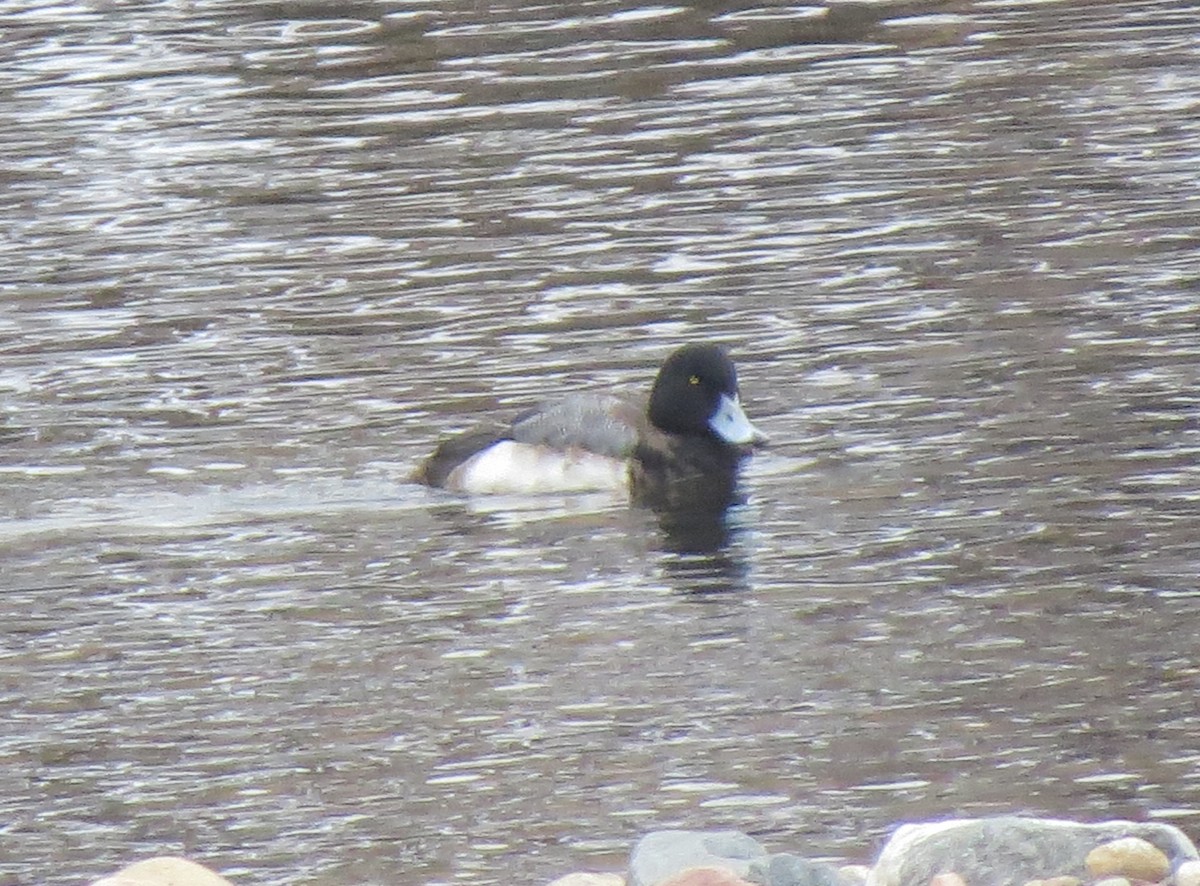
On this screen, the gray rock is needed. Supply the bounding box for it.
[747,852,842,886]
[867,817,1200,886]
[630,830,768,886]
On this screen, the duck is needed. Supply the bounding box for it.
[414,343,766,502]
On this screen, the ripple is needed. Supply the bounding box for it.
[4,1,1200,884]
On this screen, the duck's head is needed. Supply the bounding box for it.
[648,343,766,447]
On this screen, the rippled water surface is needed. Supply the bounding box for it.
[3,1,1199,883]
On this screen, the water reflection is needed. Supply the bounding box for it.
[3,0,1200,883]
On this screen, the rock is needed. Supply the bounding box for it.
[90,857,232,886]
[1023,877,1082,886]
[548,874,625,886]
[1090,879,1131,886]
[748,852,842,886]
[661,868,756,886]
[1176,859,1200,886]
[1086,838,1171,882]
[630,831,768,886]
[866,817,1198,886]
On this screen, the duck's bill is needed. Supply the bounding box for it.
[709,393,767,446]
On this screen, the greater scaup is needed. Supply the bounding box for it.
[414,343,766,501]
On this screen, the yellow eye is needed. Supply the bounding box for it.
[689,375,700,385]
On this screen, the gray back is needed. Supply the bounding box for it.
[511,393,642,459]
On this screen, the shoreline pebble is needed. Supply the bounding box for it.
[89,816,1200,886]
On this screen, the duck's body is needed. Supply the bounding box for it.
[414,343,764,501]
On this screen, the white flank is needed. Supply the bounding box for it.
[447,441,629,495]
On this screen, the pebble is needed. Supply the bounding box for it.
[837,865,871,886]
[1085,837,1171,882]
[750,851,841,886]
[929,874,967,886]
[1023,877,1082,886]
[1090,878,1131,886]
[548,874,625,886]
[659,866,755,886]
[629,830,766,886]
[1176,860,1200,886]
[91,857,232,886]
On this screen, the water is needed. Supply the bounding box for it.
[2,1,1199,883]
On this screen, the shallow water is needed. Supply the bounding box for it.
[2,0,1199,883]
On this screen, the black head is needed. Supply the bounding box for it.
[647,344,763,445]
